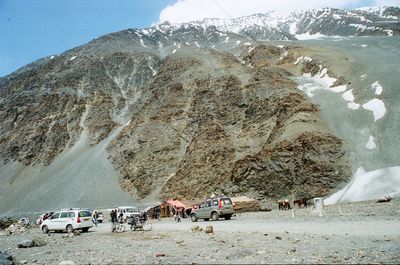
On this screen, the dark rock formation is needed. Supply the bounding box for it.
[0,16,353,208]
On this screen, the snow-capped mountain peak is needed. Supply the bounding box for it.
[152,6,399,41]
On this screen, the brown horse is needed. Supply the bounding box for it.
[293,198,308,208]
[278,199,291,210]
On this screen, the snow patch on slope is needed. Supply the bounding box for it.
[325,166,400,204]
[365,135,377,150]
[362,98,386,121]
[371,81,383,95]
[296,67,346,97]
[342,89,360,109]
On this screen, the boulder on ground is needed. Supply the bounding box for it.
[205,225,213,234]
[376,196,392,203]
[32,236,47,246]
[0,251,14,265]
[17,239,34,248]
[0,217,13,230]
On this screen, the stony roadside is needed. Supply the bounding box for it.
[1,199,399,264]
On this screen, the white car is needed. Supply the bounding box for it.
[117,206,141,220]
[18,218,30,226]
[40,209,93,234]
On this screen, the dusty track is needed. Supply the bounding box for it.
[1,199,399,264]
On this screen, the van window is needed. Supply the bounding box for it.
[212,199,218,206]
[206,200,212,207]
[221,198,232,205]
[51,213,60,219]
[78,211,91,217]
[68,212,76,218]
[60,212,68,218]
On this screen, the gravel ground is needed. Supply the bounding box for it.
[1,199,399,264]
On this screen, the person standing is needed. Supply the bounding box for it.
[176,208,182,223]
[110,209,115,223]
[92,210,98,227]
[155,206,161,221]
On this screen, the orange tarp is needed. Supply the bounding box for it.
[165,200,188,208]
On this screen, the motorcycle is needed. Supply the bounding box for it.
[113,217,126,233]
[127,214,152,231]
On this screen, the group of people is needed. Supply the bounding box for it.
[36,212,54,225]
[109,209,120,224]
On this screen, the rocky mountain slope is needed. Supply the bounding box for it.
[2,7,398,213]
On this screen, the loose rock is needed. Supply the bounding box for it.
[5,224,28,236]
[205,225,213,234]
[17,240,34,248]
[0,251,14,265]
[0,218,13,230]
[191,225,201,232]
[32,236,47,247]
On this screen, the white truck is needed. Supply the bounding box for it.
[117,206,141,220]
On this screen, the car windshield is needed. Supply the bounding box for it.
[125,208,138,213]
[78,211,91,217]
[221,198,232,205]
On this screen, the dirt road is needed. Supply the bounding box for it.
[1,199,399,264]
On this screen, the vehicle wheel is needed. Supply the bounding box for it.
[224,215,232,220]
[143,222,152,231]
[204,218,209,221]
[191,214,198,222]
[115,224,125,233]
[42,225,49,234]
[82,227,89,233]
[66,225,74,234]
[211,212,219,221]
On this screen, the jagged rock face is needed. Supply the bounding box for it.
[0,47,162,164]
[0,16,354,207]
[105,45,350,200]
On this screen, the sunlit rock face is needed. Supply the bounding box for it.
[6,6,399,212]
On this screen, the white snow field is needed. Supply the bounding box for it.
[293,36,400,204]
[325,167,400,204]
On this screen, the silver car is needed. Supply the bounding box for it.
[190,197,235,222]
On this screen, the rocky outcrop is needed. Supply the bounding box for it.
[109,46,350,200]
[0,22,351,209]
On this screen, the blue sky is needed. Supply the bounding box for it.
[0,0,394,77]
[0,0,174,76]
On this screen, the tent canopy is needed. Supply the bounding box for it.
[165,200,189,208]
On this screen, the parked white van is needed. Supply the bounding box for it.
[40,209,93,234]
[117,206,141,220]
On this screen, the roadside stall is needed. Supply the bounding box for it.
[160,200,191,218]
